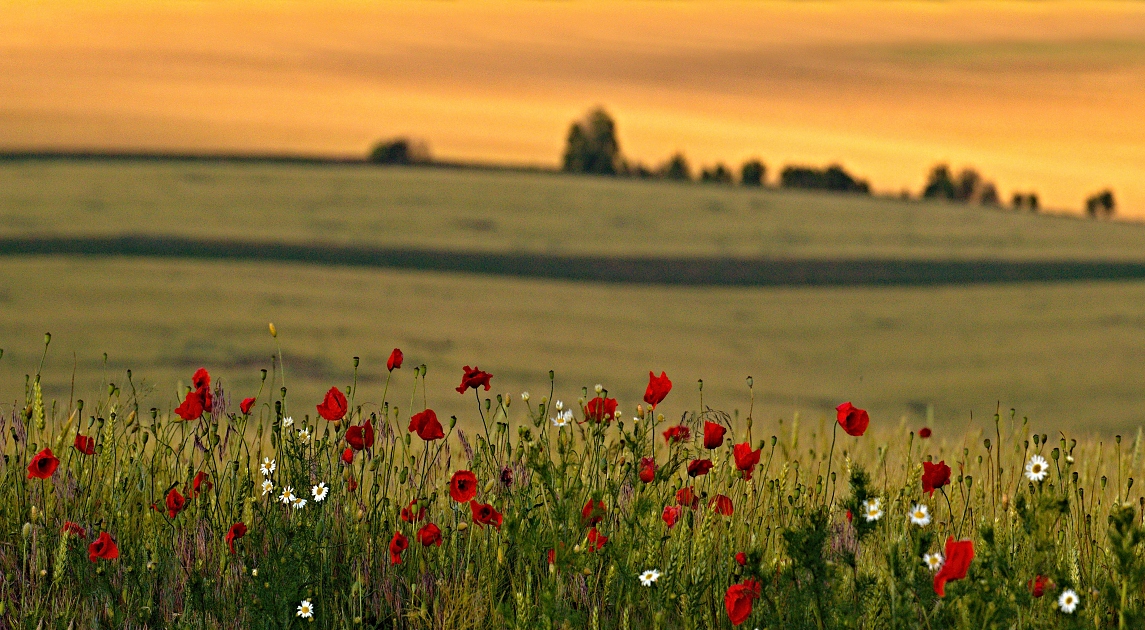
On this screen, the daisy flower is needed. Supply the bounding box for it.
[298,427,311,444]
[282,416,294,428]
[1058,589,1079,614]
[551,409,574,428]
[260,457,276,476]
[594,384,603,394]
[260,479,274,496]
[1025,455,1050,483]
[251,568,258,577]
[521,392,530,402]
[554,400,564,411]
[638,569,661,586]
[862,497,883,522]
[296,599,314,618]
[312,482,329,502]
[291,496,307,510]
[909,504,931,527]
[923,552,944,571]
[280,487,295,505]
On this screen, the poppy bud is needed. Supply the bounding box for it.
[268,323,277,338]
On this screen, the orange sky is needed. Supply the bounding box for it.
[2,0,1144,214]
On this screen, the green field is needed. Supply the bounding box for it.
[1,161,1144,433]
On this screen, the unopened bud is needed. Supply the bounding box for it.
[268,323,277,338]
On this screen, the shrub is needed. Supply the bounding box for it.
[780,164,870,194]
[369,138,430,165]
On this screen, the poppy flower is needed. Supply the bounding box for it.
[174,389,205,421]
[919,427,932,439]
[547,549,556,565]
[922,460,952,497]
[846,509,853,523]
[226,522,247,554]
[417,523,442,547]
[638,457,656,483]
[663,425,691,444]
[341,447,354,465]
[387,348,404,372]
[687,459,714,477]
[192,471,212,497]
[88,532,119,562]
[662,505,683,529]
[703,422,727,449]
[709,494,734,516]
[450,470,478,503]
[27,448,59,479]
[455,366,493,394]
[581,499,606,527]
[584,397,618,423]
[1028,575,1049,598]
[74,434,96,456]
[240,397,256,415]
[676,487,699,510]
[166,488,187,518]
[346,419,375,451]
[469,501,503,529]
[401,499,427,523]
[62,521,86,537]
[408,409,445,441]
[733,442,761,480]
[735,552,747,566]
[933,537,975,597]
[192,368,211,391]
[389,531,409,565]
[725,578,761,626]
[643,371,672,409]
[586,527,608,552]
[835,402,869,437]
[348,477,359,492]
[316,387,348,421]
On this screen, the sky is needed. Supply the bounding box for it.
[2,0,1144,214]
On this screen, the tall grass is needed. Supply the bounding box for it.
[3,334,1144,628]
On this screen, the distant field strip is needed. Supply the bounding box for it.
[5,235,1145,286]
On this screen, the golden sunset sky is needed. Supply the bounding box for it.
[3,0,1144,215]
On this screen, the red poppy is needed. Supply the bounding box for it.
[450,470,478,503]
[389,531,409,565]
[703,422,727,449]
[166,488,187,518]
[846,509,853,523]
[919,427,932,439]
[401,499,427,523]
[725,579,761,626]
[584,397,618,423]
[88,532,119,562]
[1028,575,1049,598]
[455,365,493,394]
[662,505,683,529]
[417,523,442,547]
[348,477,359,492]
[709,494,734,516]
[586,527,608,552]
[663,425,691,444]
[469,501,503,529]
[192,471,212,497]
[226,522,247,554]
[387,348,404,372]
[676,487,699,510]
[62,521,86,537]
[174,389,205,421]
[73,434,96,456]
[316,387,348,421]
[643,371,672,409]
[922,460,952,497]
[346,419,375,451]
[240,397,256,415]
[581,499,606,527]
[547,549,556,564]
[687,459,714,477]
[835,402,869,437]
[933,537,975,597]
[27,448,59,479]
[341,447,354,465]
[733,442,761,480]
[638,457,656,483]
[735,552,747,566]
[408,409,445,441]
[192,368,210,391]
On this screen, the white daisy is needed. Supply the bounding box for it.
[261,479,274,496]
[251,568,258,577]
[594,384,603,394]
[923,552,944,571]
[260,457,276,476]
[638,569,661,586]
[1025,455,1050,483]
[551,409,574,428]
[280,487,295,505]
[296,599,314,618]
[554,400,564,411]
[298,427,311,444]
[311,482,329,502]
[1058,589,1079,614]
[862,497,883,522]
[909,504,931,527]
[282,416,294,428]
[291,495,307,510]
[521,392,530,402]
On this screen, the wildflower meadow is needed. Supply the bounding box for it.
[3,330,1145,629]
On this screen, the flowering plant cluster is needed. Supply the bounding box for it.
[3,339,1145,628]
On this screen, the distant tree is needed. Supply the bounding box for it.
[740,160,766,187]
[978,182,1000,206]
[660,153,691,181]
[922,164,957,200]
[1011,192,1025,210]
[779,164,869,194]
[954,168,981,202]
[700,163,733,184]
[1027,193,1040,212]
[1085,189,1116,218]
[562,108,622,176]
[369,138,430,165]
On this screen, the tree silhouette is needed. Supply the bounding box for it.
[740,160,766,187]
[562,108,622,176]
